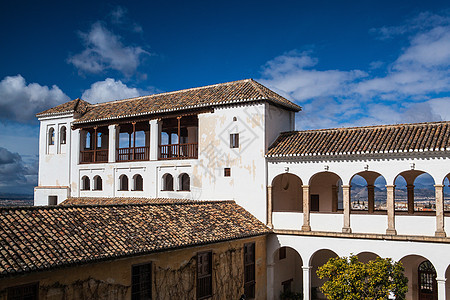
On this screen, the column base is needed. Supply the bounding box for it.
[435,230,447,237]
[386,228,397,235]
[342,227,352,233]
[302,225,311,231]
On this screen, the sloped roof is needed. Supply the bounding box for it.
[0,200,269,277]
[60,197,192,206]
[36,79,301,123]
[267,121,450,157]
[36,98,90,117]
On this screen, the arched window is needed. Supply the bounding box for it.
[86,132,91,149]
[162,174,173,191]
[93,175,102,191]
[60,126,67,144]
[418,260,437,298]
[81,176,90,190]
[48,128,55,145]
[134,174,143,191]
[97,132,102,148]
[179,173,190,191]
[119,175,129,191]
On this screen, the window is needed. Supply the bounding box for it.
[48,196,57,206]
[7,282,39,300]
[197,251,212,299]
[244,243,256,299]
[233,116,237,122]
[119,175,129,191]
[81,176,90,191]
[60,126,67,144]
[311,195,319,212]
[134,174,143,191]
[93,176,102,191]
[279,247,286,260]
[162,174,174,191]
[48,127,55,145]
[97,132,102,148]
[224,168,231,177]
[179,173,190,191]
[132,262,152,300]
[230,133,239,148]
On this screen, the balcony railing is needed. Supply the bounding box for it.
[80,149,108,163]
[117,146,150,162]
[159,143,198,160]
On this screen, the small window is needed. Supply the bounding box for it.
[244,243,256,299]
[85,132,92,149]
[230,133,239,148]
[93,176,102,191]
[179,173,190,191]
[233,116,237,122]
[81,176,90,191]
[48,127,55,145]
[119,175,129,191]
[134,174,143,191]
[197,251,212,299]
[97,132,102,148]
[224,168,231,177]
[162,174,174,191]
[7,283,39,300]
[279,247,286,260]
[132,262,152,300]
[311,195,319,212]
[48,196,58,206]
[60,126,67,144]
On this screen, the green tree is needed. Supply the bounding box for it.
[316,255,408,300]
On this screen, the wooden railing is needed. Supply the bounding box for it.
[159,143,198,160]
[117,146,150,162]
[80,149,108,163]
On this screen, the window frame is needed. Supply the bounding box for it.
[134,174,144,191]
[119,174,129,191]
[197,251,212,299]
[179,173,190,191]
[131,262,152,300]
[224,168,231,177]
[230,133,239,148]
[93,175,103,191]
[81,176,90,191]
[60,126,67,145]
[162,173,174,191]
[244,242,256,299]
[48,127,55,145]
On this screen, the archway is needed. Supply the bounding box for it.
[309,172,342,212]
[310,249,338,299]
[350,171,387,213]
[400,255,437,300]
[395,171,435,214]
[272,173,303,212]
[273,246,303,299]
[443,175,450,212]
[356,251,379,263]
[445,264,450,300]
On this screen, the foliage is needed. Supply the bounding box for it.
[316,255,408,300]
[280,290,303,300]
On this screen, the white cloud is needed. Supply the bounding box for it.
[0,75,70,122]
[68,22,150,76]
[81,78,140,103]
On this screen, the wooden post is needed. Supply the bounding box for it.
[407,184,415,214]
[177,116,181,158]
[367,184,375,213]
[132,122,136,160]
[93,127,97,162]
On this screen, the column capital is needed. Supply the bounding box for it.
[367,184,375,188]
[436,277,447,283]
[341,184,351,189]
[267,185,272,189]
[301,185,310,189]
[406,184,415,188]
[434,184,445,188]
[302,266,312,271]
[385,184,396,189]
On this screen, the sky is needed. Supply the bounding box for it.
[0,0,450,195]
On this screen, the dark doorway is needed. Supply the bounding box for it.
[418,260,437,300]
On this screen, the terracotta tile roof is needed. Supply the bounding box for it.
[37,79,300,123]
[267,121,450,157]
[36,98,90,117]
[60,197,192,206]
[0,200,269,277]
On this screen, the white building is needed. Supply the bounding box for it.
[35,79,450,300]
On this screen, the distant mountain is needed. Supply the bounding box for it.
[0,193,34,206]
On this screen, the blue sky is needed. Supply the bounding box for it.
[0,0,450,194]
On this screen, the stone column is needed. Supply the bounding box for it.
[331,185,338,212]
[435,184,446,237]
[302,266,312,300]
[267,185,273,229]
[149,119,159,160]
[367,184,375,213]
[108,124,118,163]
[407,184,415,214]
[342,185,352,233]
[386,185,397,235]
[302,185,311,231]
[436,277,446,300]
[266,263,275,300]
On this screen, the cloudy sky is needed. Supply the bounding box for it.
[1,0,449,194]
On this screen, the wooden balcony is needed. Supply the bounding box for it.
[117,146,150,162]
[80,149,108,164]
[159,143,198,160]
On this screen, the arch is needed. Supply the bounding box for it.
[272,173,303,212]
[445,265,450,300]
[162,173,173,191]
[350,171,387,212]
[60,126,66,144]
[356,251,379,263]
[179,173,190,191]
[310,249,339,299]
[119,174,128,191]
[272,246,303,298]
[48,127,55,145]
[93,175,102,191]
[309,172,343,212]
[442,175,450,212]
[400,254,437,300]
[133,174,143,191]
[81,176,90,191]
[395,170,436,213]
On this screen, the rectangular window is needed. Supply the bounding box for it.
[132,262,152,300]
[7,282,38,300]
[197,251,212,299]
[224,168,231,177]
[244,243,255,299]
[230,133,239,148]
[48,196,58,206]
